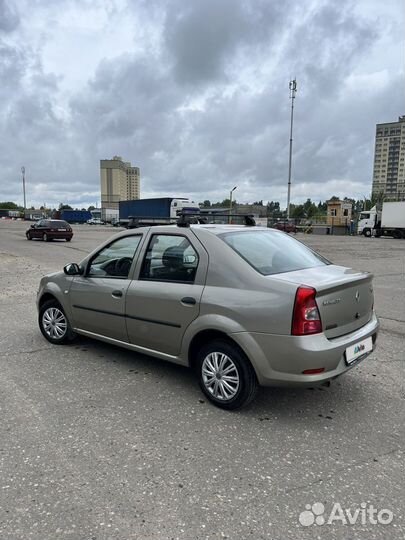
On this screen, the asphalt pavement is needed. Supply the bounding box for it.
[0,220,404,540]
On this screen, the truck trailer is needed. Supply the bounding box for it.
[60,210,92,224]
[118,198,200,227]
[357,202,405,239]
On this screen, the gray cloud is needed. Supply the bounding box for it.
[164,0,288,86]
[0,0,19,33]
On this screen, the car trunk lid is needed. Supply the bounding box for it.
[272,265,374,338]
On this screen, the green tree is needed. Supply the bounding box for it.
[267,201,281,217]
[58,203,73,210]
[292,204,305,218]
[302,198,317,218]
[0,201,21,209]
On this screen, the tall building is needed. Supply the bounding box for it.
[371,116,405,201]
[100,156,140,210]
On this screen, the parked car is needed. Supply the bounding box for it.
[26,219,73,242]
[87,218,105,225]
[273,219,297,233]
[36,224,378,409]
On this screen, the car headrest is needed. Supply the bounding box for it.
[162,246,184,269]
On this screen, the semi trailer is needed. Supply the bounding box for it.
[118,197,200,227]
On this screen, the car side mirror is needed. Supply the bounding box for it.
[64,263,83,276]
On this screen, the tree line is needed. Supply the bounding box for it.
[200,196,376,218]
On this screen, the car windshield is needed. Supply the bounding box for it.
[219,230,329,275]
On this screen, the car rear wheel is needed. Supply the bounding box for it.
[196,339,258,410]
[66,238,71,242]
[39,299,76,344]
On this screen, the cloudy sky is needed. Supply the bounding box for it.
[0,0,403,209]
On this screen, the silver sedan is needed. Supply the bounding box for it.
[36,224,379,409]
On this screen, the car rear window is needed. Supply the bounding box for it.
[50,220,69,227]
[219,230,329,275]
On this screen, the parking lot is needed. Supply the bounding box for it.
[0,220,404,540]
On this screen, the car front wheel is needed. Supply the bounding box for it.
[26,232,32,240]
[39,299,76,344]
[196,339,258,410]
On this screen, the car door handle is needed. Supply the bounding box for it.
[181,297,196,305]
[112,290,123,298]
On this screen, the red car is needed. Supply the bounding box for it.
[26,219,73,242]
[273,220,297,233]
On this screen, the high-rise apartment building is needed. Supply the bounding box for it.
[100,156,140,210]
[371,116,405,201]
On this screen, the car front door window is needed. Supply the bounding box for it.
[88,235,142,278]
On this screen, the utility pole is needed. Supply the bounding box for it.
[286,79,297,220]
[21,166,26,219]
[229,186,237,224]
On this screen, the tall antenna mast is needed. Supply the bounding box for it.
[286,79,297,220]
[21,166,26,217]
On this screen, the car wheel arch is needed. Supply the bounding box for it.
[38,292,60,310]
[188,329,255,374]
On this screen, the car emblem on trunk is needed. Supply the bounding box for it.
[355,290,360,303]
[322,298,341,306]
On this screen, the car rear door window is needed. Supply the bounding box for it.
[220,230,329,275]
[140,234,199,283]
[50,220,69,229]
[88,235,142,278]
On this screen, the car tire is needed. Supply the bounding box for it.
[43,233,49,242]
[196,339,258,410]
[26,232,32,240]
[363,228,371,238]
[66,238,71,242]
[39,299,76,345]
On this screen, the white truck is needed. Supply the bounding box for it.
[357,202,405,239]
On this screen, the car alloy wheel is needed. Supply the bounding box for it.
[43,233,48,242]
[42,307,67,340]
[196,339,258,410]
[26,232,32,240]
[202,352,240,400]
[39,299,76,344]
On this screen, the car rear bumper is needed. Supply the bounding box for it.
[49,233,73,239]
[230,312,379,386]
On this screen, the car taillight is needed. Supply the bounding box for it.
[292,286,322,336]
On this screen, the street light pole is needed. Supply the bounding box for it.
[21,166,26,219]
[286,79,297,220]
[229,186,237,224]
